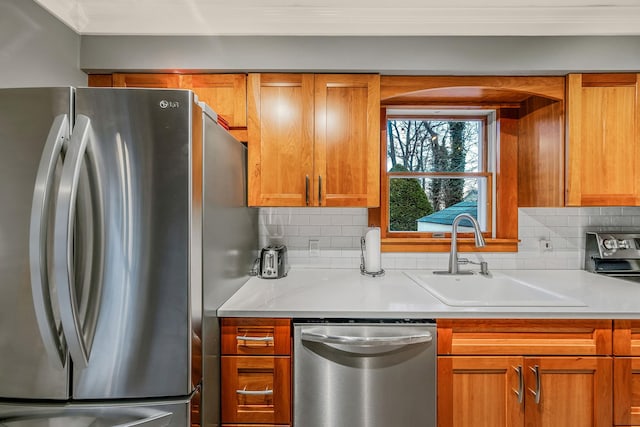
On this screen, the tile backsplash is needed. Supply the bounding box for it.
[259,207,640,270]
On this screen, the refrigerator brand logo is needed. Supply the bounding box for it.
[159,100,180,109]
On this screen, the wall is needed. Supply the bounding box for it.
[80,35,640,74]
[259,207,640,270]
[0,0,85,87]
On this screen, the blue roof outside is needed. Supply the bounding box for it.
[417,200,477,226]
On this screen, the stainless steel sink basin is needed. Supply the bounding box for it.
[405,271,586,307]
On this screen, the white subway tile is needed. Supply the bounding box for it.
[331,215,353,225]
[341,226,366,237]
[309,215,333,226]
[331,236,353,248]
[612,216,633,226]
[600,207,623,216]
[319,225,341,236]
[298,225,322,236]
[543,215,569,227]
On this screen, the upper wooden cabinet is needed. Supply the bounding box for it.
[248,73,380,207]
[112,73,182,88]
[89,73,248,128]
[566,73,640,206]
[181,74,247,128]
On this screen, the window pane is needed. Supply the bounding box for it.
[387,119,481,173]
[389,177,487,232]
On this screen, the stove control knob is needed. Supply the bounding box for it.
[603,239,619,250]
[603,239,630,252]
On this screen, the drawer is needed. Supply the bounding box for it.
[437,319,612,355]
[221,356,291,425]
[222,318,291,356]
[614,320,640,356]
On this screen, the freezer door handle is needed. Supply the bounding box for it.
[54,114,96,368]
[29,114,69,369]
[301,330,433,347]
[114,411,173,427]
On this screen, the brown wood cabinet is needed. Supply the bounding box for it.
[220,318,291,426]
[566,73,640,206]
[437,320,613,427]
[247,73,380,207]
[614,320,640,426]
[88,73,248,140]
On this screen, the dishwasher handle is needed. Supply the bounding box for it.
[301,330,433,347]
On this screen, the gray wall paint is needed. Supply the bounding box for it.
[81,35,640,75]
[0,0,86,87]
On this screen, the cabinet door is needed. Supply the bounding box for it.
[247,73,314,206]
[614,357,640,425]
[314,74,380,207]
[524,357,612,427]
[112,73,183,88]
[566,73,640,206]
[438,356,525,427]
[221,356,291,424]
[181,74,247,128]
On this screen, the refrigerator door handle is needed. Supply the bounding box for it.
[114,411,173,427]
[29,114,69,369]
[54,114,95,368]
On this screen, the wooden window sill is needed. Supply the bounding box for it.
[381,238,519,253]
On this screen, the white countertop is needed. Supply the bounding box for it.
[216,268,640,319]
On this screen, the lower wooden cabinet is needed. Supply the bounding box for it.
[221,356,291,424]
[220,318,292,426]
[438,356,612,427]
[437,320,614,427]
[614,320,640,426]
[614,357,640,425]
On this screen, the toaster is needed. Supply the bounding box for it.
[259,244,289,279]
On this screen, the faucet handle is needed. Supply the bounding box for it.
[480,261,489,276]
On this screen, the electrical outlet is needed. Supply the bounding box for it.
[309,239,320,257]
[539,239,553,252]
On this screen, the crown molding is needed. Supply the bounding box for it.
[34,0,640,36]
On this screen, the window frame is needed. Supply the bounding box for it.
[369,107,519,253]
[385,113,492,237]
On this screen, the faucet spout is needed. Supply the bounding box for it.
[437,213,485,275]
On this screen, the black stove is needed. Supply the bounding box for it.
[585,232,640,283]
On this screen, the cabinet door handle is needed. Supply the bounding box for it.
[528,365,541,404]
[236,335,274,343]
[318,175,322,206]
[236,387,273,396]
[305,175,310,206]
[512,365,524,404]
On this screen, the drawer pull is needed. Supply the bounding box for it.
[236,335,274,343]
[236,386,274,396]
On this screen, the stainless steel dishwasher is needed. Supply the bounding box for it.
[294,321,436,427]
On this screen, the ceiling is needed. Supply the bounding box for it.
[34,0,640,36]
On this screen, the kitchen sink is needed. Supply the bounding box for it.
[405,271,586,307]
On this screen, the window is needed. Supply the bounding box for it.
[386,109,493,233]
[372,108,518,252]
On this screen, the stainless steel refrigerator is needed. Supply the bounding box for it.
[0,87,258,426]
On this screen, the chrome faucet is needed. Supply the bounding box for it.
[435,213,486,275]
